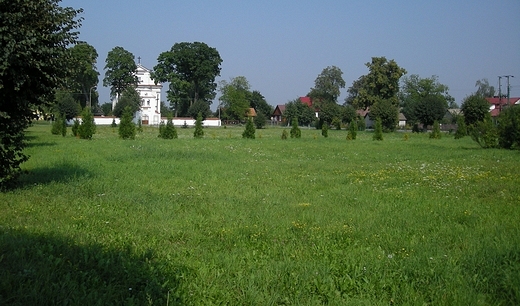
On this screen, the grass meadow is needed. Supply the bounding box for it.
[1,122,519,305]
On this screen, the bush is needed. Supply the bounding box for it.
[454,116,467,139]
[159,117,178,139]
[242,118,256,139]
[194,113,204,139]
[71,119,80,137]
[137,119,143,133]
[290,117,301,138]
[429,120,441,139]
[347,121,357,140]
[51,114,66,136]
[321,122,328,138]
[469,114,497,148]
[331,117,341,130]
[111,118,117,128]
[373,117,383,141]
[497,106,520,149]
[118,106,136,140]
[281,129,288,140]
[78,107,96,140]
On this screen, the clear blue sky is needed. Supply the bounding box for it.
[62,0,520,108]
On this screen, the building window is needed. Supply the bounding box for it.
[147,100,150,106]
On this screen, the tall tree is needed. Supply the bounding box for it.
[218,76,251,120]
[103,46,137,100]
[351,57,406,110]
[152,42,222,117]
[0,0,82,186]
[69,42,99,108]
[249,90,273,119]
[461,94,490,126]
[351,57,406,131]
[399,75,452,126]
[308,66,346,103]
[475,78,496,98]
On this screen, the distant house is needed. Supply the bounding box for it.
[246,108,257,118]
[444,108,462,123]
[355,108,407,129]
[486,97,520,118]
[272,105,285,123]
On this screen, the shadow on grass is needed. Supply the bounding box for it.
[17,162,93,189]
[0,229,189,305]
[25,141,57,148]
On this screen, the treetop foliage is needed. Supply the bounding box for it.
[308,66,346,103]
[461,94,490,126]
[113,87,141,118]
[103,46,138,98]
[152,42,222,117]
[69,42,99,108]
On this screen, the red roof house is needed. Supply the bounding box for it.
[486,97,520,117]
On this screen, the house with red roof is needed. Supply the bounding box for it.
[486,97,520,117]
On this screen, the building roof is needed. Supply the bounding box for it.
[486,97,520,117]
[272,105,285,116]
[246,108,257,117]
[299,96,312,107]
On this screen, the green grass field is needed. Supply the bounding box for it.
[1,122,519,305]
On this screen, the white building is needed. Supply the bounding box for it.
[135,63,162,125]
[112,60,163,125]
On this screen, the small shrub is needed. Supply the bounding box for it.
[71,119,80,137]
[159,117,178,139]
[497,106,520,149]
[357,117,366,131]
[454,115,467,139]
[242,117,256,139]
[51,114,66,136]
[254,111,266,129]
[78,107,96,140]
[412,123,421,133]
[403,133,409,141]
[321,123,328,138]
[111,118,117,127]
[347,121,357,140]
[137,119,143,133]
[182,121,189,129]
[429,121,441,139]
[194,113,204,138]
[118,106,136,140]
[281,129,288,140]
[290,118,301,138]
[373,117,383,141]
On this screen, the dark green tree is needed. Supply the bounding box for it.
[497,106,520,149]
[290,117,301,138]
[414,94,448,129]
[461,94,490,126]
[399,74,453,126]
[55,91,81,120]
[317,102,341,126]
[284,98,315,126]
[341,105,357,125]
[249,91,273,119]
[281,129,288,140]
[68,42,99,108]
[188,99,211,119]
[193,112,204,138]
[71,119,80,137]
[100,102,113,116]
[242,118,256,139]
[152,42,222,117]
[103,46,138,100]
[373,117,383,140]
[113,87,141,118]
[0,0,82,186]
[51,114,67,136]
[254,111,267,129]
[78,107,96,139]
[118,106,136,139]
[369,99,399,132]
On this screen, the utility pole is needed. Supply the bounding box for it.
[498,76,502,113]
[503,75,514,106]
